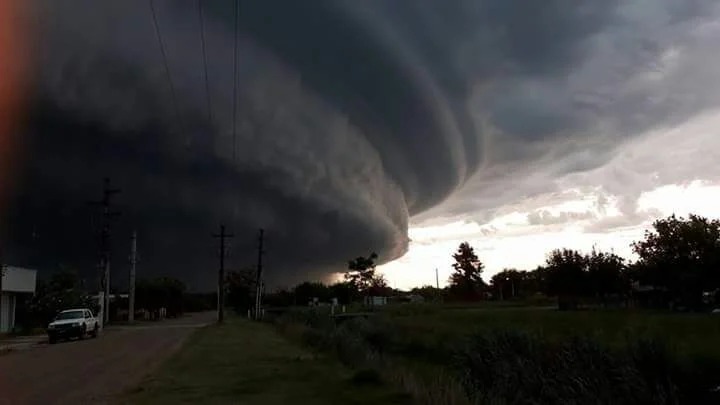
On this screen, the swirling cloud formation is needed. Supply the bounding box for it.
[5,0,719,289]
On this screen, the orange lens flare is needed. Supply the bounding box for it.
[0,0,28,219]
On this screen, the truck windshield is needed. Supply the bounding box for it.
[55,310,85,320]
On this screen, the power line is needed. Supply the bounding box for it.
[148,0,182,136]
[197,0,213,126]
[232,0,239,163]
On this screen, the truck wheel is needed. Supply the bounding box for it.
[48,336,57,344]
[91,324,99,338]
[78,324,85,340]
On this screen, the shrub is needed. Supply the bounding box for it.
[452,330,686,404]
[351,368,384,385]
[271,309,720,404]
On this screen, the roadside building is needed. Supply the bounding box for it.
[363,296,388,306]
[1,266,38,333]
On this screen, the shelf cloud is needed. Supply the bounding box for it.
[5,0,720,289]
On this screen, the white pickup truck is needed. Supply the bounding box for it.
[47,308,100,344]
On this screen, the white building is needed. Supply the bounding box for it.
[363,296,388,306]
[1,266,38,333]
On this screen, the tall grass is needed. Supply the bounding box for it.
[272,310,473,404]
[454,331,683,404]
[271,308,720,404]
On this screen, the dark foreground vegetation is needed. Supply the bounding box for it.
[270,305,720,405]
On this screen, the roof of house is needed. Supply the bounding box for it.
[1,266,38,293]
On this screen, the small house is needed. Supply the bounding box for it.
[1,266,38,333]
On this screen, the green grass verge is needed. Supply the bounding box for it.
[120,318,412,405]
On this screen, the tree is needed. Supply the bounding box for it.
[157,277,186,317]
[586,248,627,306]
[264,288,294,307]
[329,281,357,305]
[346,252,380,293]
[294,281,331,305]
[527,266,549,297]
[448,242,485,300]
[490,269,527,300]
[225,268,256,313]
[410,285,442,301]
[366,273,392,297]
[26,267,95,326]
[632,214,720,310]
[135,277,186,318]
[545,248,588,310]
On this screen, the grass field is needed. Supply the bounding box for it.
[384,305,720,359]
[272,304,720,404]
[121,318,411,405]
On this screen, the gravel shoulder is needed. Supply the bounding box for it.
[0,311,214,405]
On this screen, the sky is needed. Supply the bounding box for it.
[3,0,720,291]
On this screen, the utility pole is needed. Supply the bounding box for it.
[89,177,120,328]
[128,231,137,323]
[254,229,264,320]
[213,225,233,324]
[435,268,441,302]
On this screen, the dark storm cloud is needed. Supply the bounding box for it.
[7,0,716,288]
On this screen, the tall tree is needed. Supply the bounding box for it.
[225,268,256,313]
[632,214,720,310]
[294,281,331,305]
[490,269,527,300]
[449,242,485,300]
[329,282,357,305]
[545,248,588,310]
[366,273,392,297]
[27,267,95,325]
[586,248,627,306]
[527,265,549,296]
[135,277,186,318]
[345,252,379,292]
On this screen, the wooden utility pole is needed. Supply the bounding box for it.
[89,177,120,327]
[213,225,233,324]
[254,229,264,320]
[128,231,137,323]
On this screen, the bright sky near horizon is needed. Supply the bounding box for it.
[381,110,720,290]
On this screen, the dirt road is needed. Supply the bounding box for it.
[0,311,214,405]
